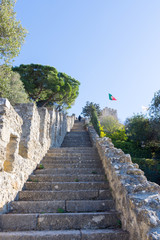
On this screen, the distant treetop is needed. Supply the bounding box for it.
[81,101,101,118]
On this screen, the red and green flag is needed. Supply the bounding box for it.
[109,93,117,101]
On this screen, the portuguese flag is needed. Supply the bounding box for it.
[109,93,117,101]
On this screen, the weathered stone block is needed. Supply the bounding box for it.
[0,214,37,231]
[0,98,75,213]
[88,126,160,240]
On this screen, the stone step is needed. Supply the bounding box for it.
[46,156,98,160]
[48,150,97,154]
[9,199,114,213]
[24,181,109,191]
[62,142,92,147]
[43,156,100,161]
[64,133,89,135]
[61,141,91,145]
[62,139,91,143]
[46,152,99,157]
[34,168,104,175]
[28,174,106,182]
[61,138,91,141]
[61,146,93,148]
[42,159,101,164]
[64,132,90,135]
[65,131,88,134]
[66,200,115,213]
[48,147,95,152]
[18,189,111,201]
[63,139,91,142]
[47,150,98,154]
[0,229,129,240]
[0,212,120,231]
[39,163,102,169]
[62,137,91,140]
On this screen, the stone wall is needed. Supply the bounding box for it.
[99,107,118,121]
[88,126,160,240]
[0,98,75,213]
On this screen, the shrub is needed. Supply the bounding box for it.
[113,140,152,158]
[99,122,106,138]
[91,107,100,136]
[132,158,160,185]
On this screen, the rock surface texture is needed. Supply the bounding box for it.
[0,120,129,239]
[0,99,75,213]
[88,126,160,240]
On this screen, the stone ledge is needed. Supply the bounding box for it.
[88,126,160,240]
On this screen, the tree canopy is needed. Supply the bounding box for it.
[0,65,29,104]
[81,101,101,118]
[149,89,160,120]
[0,0,27,64]
[125,114,153,145]
[12,64,80,109]
[100,115,123,134]
[100,115,127,141]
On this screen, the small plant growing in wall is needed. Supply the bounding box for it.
[91,171,97,174]
[37,164,44,169]
[117,219,122,228]
[57,208,65,213]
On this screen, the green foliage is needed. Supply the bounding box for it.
[125,114,153,145]
[132,158,160,185]
[13,64,80,109]
[81,101,101,118]
[5,71,29,104]
[117,220,122,228]
[147,141,160,159]
[101,116,127,141]
[113,140,152,158]
[0,65,29,104]
[99,122,106,138]
[0,0,27,64]
[101,116,122,134]
[37,164,44,169]
[149,89,160,120]
[91,171,97,174]
[57,208,65,213]
[0,65,11,96]
[90,106,100,136]
[109,127,128,141]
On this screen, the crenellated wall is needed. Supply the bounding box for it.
[99,107,118,121]
[88,126,160,240]
[0,98,75,213]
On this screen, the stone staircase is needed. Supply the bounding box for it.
[0,120,129,239]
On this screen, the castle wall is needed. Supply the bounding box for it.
[0,98,75,213]
[88,126,160,240]
[99,107,118,121]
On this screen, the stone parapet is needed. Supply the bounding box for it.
[0,99,75,213]
[88,126,160,240]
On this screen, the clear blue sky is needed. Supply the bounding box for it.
[14,0,160,122]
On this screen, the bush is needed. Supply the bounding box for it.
[113,140,152,158]
[91,107,100,136]
[99,122,106,138]
[105,127,128,141]
[0,66,29,104]
[132,158,160,185]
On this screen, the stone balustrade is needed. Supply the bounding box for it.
[0,98,75,213]
[88,126,160,240]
